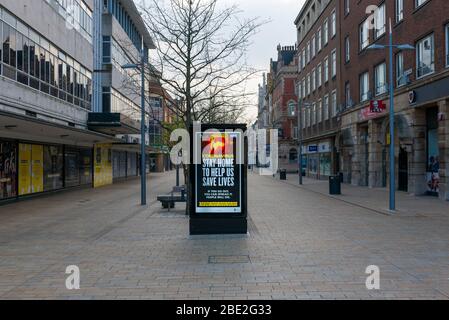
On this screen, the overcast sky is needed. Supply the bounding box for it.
[221,0,306,123]
[143,0,306,123]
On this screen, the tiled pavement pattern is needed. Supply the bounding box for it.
[0,171,449,300]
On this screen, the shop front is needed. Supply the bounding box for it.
[0,140,17,200]
[304,140,333,180]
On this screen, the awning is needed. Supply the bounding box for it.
[0,111,120,147]
[88,113,141,135]
[112,143,160,155]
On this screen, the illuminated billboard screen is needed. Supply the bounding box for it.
[195,131,242,214]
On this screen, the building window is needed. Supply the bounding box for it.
[445,24,449,67]
[302,108,306,128]
[102,36,112,63]
[301,79,306,98]
[302,49,306,68]
[416,34,435,78]
[345,36,350,62]
[331,50,337,78]
[374,3,386,39]
[331,10,337,38]
[345,82,351,108]
[331,90,337,117]
[317,99,322,123]
[374,62,387,96]
[288,101,296,116]
[311,35,316,58]
[317,63,322,87]
[0,8,92,110]
[415,0,429,8]
[311,68,316,92]
[324,57,329,83]
[396,52,406,86]
[360,19,370,50]
[396,0,404,23]
[307,73,311,95]
[360,72,370,102]
[323,18,329,45]
[306,41,310,63]
[312,103,316,125]
[323,95,329,120]
[344,0,350,15]
[317,28,322,52]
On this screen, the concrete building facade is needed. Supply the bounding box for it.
[0,0,158,202]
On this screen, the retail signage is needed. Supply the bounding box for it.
[319,142,331,153]
[360,101,386,121]
[409,90,417,105]
[308,145,318,153]
[369,100,386,113]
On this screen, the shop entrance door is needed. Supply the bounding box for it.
[398,147,408,192]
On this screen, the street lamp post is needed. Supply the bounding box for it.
[122,42,148,206]
[367,19,415,212]
[297,100,303,185]
[297,100,312,185]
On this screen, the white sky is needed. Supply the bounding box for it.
[143,0,306,124]
[229,0,305,123]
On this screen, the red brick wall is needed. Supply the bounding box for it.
[340,0,449,108]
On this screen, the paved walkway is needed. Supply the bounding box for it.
[0,171,448,299]
[279,172,449,217]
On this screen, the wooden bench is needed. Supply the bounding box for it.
[157,186,186,210]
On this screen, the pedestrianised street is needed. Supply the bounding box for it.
[0,171,448,300]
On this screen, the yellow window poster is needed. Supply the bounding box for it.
[18,144,32,196]
[31,145,44,193]
[94,144,113,188]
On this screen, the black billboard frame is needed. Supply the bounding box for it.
[189,124,248,235]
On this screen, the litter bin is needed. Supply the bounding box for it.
[329,175,341,195]
[280,169,287,180]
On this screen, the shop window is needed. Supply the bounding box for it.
[43,145,63,192]
[426,108,439,195]
[0,141,17,200]
[289,149,298,164]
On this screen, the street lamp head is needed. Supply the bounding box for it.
[396,44,415,51]
[366,44,386,50]
[122,63,139,69]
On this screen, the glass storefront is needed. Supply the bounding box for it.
[79,148,93,186]
[426,108,439,196]
[319,153,332,177]
[65,148,80,188]
[308,154,319,178]
[113,151,128,179]
[0,140,17,200]
[127,152,137,177]
[43,145,63,192]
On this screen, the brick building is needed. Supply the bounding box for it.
[295,0,341,180]
[266,45,299,172]
[338,0,449,201]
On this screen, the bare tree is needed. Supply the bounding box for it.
[126,0,265,214]
[139,0,265,128]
